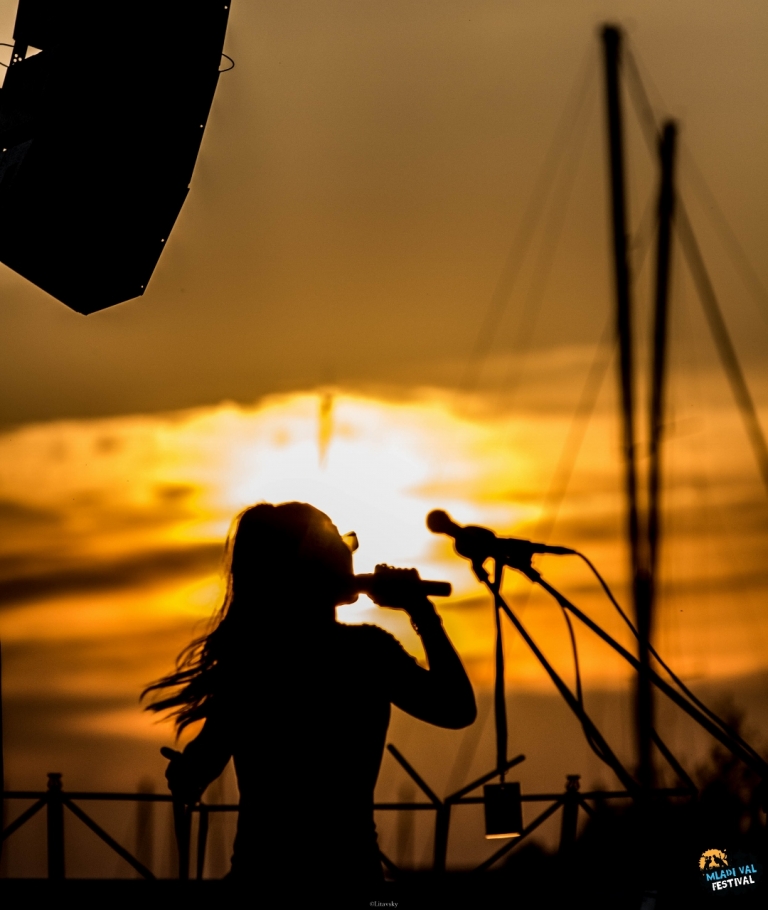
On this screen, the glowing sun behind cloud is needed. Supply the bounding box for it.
[0,386,766,754]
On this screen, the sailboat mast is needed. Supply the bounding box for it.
[601,25,652,789]
[648,124,677,617]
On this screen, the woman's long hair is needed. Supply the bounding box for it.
[142,501,344,732]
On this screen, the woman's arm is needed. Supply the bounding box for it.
[366,567,476,728]
[162,708,233,803]
[388,595,477,728]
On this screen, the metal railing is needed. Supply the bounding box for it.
[1,772,234,880]
[378,745,693,875]
[0,751,695,879]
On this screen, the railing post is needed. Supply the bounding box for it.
[558,774,580,857]
[432,804,451,873]
[172,798,191,880]
[46,773,65,879]
[0,640,5,870]
[135,779,155,875]
[196,805,209,880]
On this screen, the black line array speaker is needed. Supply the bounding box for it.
[0,0,231,314]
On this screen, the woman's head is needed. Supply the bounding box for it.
[143,501,355,730]
[228,501,356,611]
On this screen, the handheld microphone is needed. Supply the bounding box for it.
[353,566,452,603]
[427,510,571,570]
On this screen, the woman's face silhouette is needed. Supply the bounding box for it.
[296,513,357,608]
[231,503,357,614]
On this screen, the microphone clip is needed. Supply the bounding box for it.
[426,509,552,578]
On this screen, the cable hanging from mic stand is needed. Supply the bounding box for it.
[427,510,768,787]
[467,553,639,793]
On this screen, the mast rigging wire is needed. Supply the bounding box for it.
[676,207,768,496]
[486,568,639,791]
[499,89,596,399]
[622,47,768,495]
[534,322,614,544]
[462,47,596,391]
[467,33,768,789]
[682,156,768,327]
[526,563,767,776]
[488,543,764,780]
[625,49,768,327]
[569,549,766,767]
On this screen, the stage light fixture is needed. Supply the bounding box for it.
[0,0,231,314]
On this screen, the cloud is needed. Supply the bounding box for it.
[0,543,222,608]
[0,497,61,525]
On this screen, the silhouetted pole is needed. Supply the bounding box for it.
[47,773,65,879]
[493,593,508,782]
[0,641,4,869]
[135,778,156,876]
[648,123,677,582]
[195,805,209,880]
[172,797,191,879]
[645,122,678,789]
[433,804,451,874]
[558,775,581,857]
[396,784,415,869]
[601,24,650,790]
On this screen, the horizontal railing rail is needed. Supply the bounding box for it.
[0,758,696,880]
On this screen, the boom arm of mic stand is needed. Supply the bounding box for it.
[527,570,768,779]
[469,560,639,794]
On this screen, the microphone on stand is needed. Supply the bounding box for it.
[426,510,572,571]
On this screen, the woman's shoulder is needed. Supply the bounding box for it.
[336,621,394,634]
[336,621,391,638]
[334,622,413,658]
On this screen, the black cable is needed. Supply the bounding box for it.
[534,322,614,544]
[487,571,638,791]
[558,602,614,766]
[622,43,768,748]
[676,205,768,496]
[623,48,659,155]
[631,189,659,278]
[572,550,765,766]
[500,89,595,397]
[510,328,613,748]
[561,601,583,707]
[493,544,759,777]
[626,45,768,327]
[219,53,235,72]
[501,324,613,625]
[682,153,768,326]
[624,43,768,496]
[528,566,767,775]
[651,727,697,791]
[507,542,763,768]
[462,46,596,390]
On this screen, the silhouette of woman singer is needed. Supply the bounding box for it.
[144,501,476,884]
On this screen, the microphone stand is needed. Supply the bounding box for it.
[520,564,767,778]
[469,557,639,793]
[484,562,509,786]
[470,548,768,785]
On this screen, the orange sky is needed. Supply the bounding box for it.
[1,384,766,720]
[0,0,765,422]
[0,0,767,875]
[1,384,767,872]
